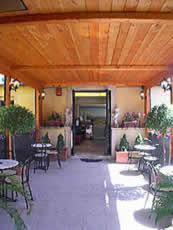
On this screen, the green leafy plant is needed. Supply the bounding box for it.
[42,132,50,144]
[145,104,173,164]
[152,175,173,224]
[145,104,173,136]
[119,134,130,151]
[56,134,65,154]
[48,112,61,121]
[134,133,144,145]
[0,105,35,159]
[0,173,32,230]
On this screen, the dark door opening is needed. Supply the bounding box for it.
[72,90,111,156]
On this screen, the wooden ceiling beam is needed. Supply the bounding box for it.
[43,81,146,88]
[0,12,173,26]
[12,65,170,71]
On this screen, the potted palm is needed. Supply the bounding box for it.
[116,134,130,163]
[145,104,173,165]
[0,105,35,160]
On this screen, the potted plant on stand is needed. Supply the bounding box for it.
[145,104,173,165]
[0,105,35,161]
[116,134,130,163]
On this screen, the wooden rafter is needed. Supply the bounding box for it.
[12,65,170,71]
[0,12,173,26]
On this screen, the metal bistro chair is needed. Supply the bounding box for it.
[145,163,173,210]
[5,157,34,209]
[33,143,49,173]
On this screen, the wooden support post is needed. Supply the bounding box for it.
[4,76,12,159]
[170,78,173,163]
[144,87,151,137]
[35,89,40,141]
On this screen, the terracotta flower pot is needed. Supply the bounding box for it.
[116,151,128,163]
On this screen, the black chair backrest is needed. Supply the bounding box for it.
[21,157,32,184]
[147,163,158,186]
[15,134,34,163]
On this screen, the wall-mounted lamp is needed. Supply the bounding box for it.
[10,79,20,91]
[40,90,46,100]
[160,78,172,92]
[140,86,145,100]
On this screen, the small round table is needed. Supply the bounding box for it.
[32,143,52,172]
[134,144,156,152]
[32,143,52,148]
[0,159,18,171]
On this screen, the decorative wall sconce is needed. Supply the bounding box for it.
[40,90,46,100]
[56,86,62,96]
[10,79,20,91]
[160,78,172,92]
[140,86,145,100]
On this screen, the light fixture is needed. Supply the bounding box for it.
[40,90,46,100]
[160,78,172,92]
[140,86,145,100]
[10,79,20,91]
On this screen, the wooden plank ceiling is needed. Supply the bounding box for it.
[0,0,173,88]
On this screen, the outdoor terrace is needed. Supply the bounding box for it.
[0,159,171,230]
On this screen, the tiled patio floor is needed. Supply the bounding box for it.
[0,159,171,230]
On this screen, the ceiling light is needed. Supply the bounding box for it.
[160,78,172,92]
[40,90,46,99]
[140,86,145,100]
[10,79,20,91]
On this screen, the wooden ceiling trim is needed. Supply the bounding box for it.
[1,12,173,26]
[12,65,170,71]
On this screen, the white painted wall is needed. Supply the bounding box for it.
[151,86,171,108]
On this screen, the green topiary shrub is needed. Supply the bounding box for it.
[42,132,50,144]
[56,134,65,154]
[119,134,130,151]
[134,133,144,145]
[0,105,35,159]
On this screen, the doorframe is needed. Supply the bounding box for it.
[71,89,112,155]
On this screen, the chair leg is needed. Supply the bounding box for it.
[22,183,29,209]
[27,182,33,201]
[57,154,61,168]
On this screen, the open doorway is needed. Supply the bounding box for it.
[72,90,111,156]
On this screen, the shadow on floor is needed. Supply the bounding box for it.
[134,208,172,229]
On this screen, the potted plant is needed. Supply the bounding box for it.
[47,112,64,127]
[152,175,173,227]
[116,134,130,163]
[0,105,35,160]
[56,134,68,161]
[134,133,144,145]
[42,132,51,144]
[145,104,173,165]
[0,172,32,230]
